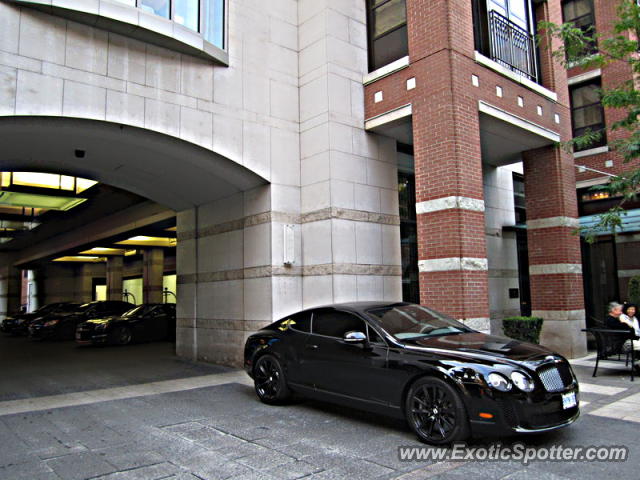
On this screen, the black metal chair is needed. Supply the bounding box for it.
[582,327,636,381]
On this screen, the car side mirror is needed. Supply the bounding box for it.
[343,331,367,344]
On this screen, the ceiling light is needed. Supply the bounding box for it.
[0,191,87,211]
[116,236,177,247]
[80,248,126,255]
[53,256,106,262]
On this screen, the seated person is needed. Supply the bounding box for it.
[620,304,640,337]
[606,303,640,367]
[605,302,631,331]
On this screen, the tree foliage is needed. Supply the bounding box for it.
[539,0,640,242]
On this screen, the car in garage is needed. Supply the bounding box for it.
[28,300,134,340]
[244,302,579,445]
[75,303,176,346]
[1,302,80,336]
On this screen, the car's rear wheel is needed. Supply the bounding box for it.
[253,354,292,405]
[113,326,132,345]
[405,377,469,445]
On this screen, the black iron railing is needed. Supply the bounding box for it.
[488,10,538,82]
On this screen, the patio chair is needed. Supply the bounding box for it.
[582,326,636,381]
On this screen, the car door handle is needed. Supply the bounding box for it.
[306,344,319,350]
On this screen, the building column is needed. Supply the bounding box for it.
[0,264,22,319]
[523,145,586,358]
[143,248,164,303]
[106,256,124,301]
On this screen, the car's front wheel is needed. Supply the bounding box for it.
[253,354,292,405]
[405,376,469,445]
[113,326,132,346]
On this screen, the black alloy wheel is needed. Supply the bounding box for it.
[253,354,292,405]
[405,377,469,445]
[113,326,133,346]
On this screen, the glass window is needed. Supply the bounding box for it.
[312,310,367,338]
[140,0,170,18]
[173,0,199,31]
[562,0,597,54]
[367,0,408,71]
[367,304,472,341]
[202,0,225,49]
[287,311,312,333]
[570,80,606,150]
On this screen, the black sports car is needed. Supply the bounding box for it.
[1,302,80,335]
[244,302,580,445]
[75,303,176,346]
[28,300,134,340]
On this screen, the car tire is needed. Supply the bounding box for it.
[405,376,469,445]
[113,326,133,346]
[253,354,292,405]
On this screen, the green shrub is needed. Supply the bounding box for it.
[629,275,640,306]
[502,316,544,344]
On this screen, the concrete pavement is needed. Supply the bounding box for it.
[1,336,639,479]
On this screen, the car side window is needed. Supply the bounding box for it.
[367,325,386,344]
[312,310,366,338]
[285,311,311,333]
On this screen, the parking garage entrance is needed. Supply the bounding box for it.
[0,116,267,396]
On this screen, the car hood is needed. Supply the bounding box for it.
[85,316,119,325]
[404,332,553,362]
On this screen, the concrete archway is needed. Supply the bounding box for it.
[0,116,267,211]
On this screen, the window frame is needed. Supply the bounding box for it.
[569,78,607,151]
[561,0,597,55]
[366,0,409,72]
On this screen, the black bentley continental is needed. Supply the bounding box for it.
[244,302,579,445]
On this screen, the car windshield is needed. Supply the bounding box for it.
[122,305,153,317]
[367,304,472,341]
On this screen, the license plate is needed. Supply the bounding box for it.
[562,391,577,409]
[75,332,81,340]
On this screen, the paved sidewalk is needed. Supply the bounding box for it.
[1,340,640,479]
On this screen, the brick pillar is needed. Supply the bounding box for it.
[523,146,586,358]
[143,248,164,303]
[407,0,490,331]
[106,256,124,301]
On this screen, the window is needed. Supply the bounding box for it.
[287,311,312,333]
[137,0,225,49]
[472,0,538,82]
[562,0,597,55]
[366,0,408,72]
[569,79,606,151]
[312,310,367,338]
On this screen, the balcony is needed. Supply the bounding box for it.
[474,6,539,84]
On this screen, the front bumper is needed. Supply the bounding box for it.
[465,385,580,437]
[28,324,57,339]
[75,327,109,345]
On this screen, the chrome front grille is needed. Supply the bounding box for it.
[537,363,572,392]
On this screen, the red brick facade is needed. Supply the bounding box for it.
[364,0,587,355]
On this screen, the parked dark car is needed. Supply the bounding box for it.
[1,302,80,336]
[244,302,580,445]
[75,303,176,346]
[28,300,134,340]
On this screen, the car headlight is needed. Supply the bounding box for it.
[486,372,512,391]
[44,319,59,327]
[95,322,109,330]
[510,371,535,392]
